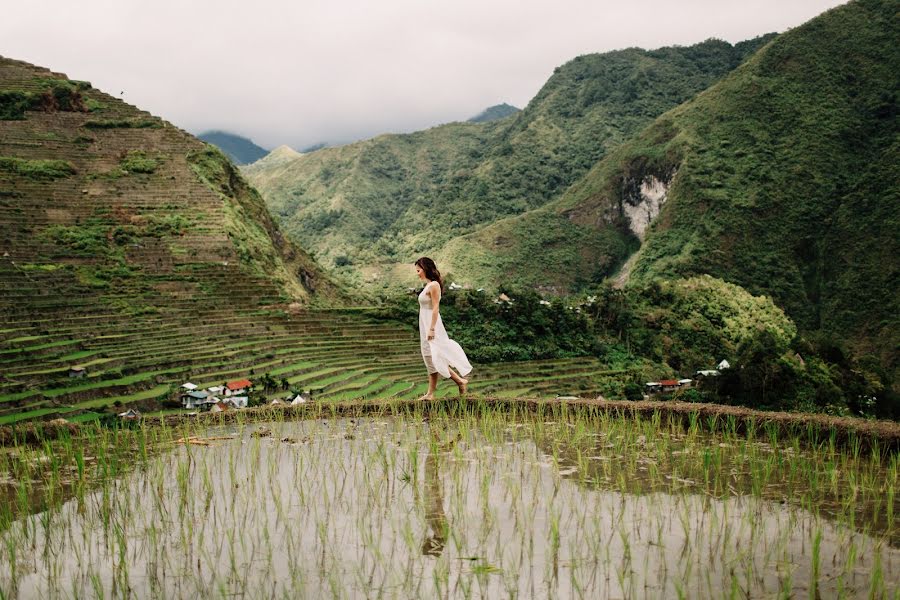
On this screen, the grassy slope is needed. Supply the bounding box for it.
[453,0,898,379]
[244,37,773,284]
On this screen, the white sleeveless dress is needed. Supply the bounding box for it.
[418,282,472,378]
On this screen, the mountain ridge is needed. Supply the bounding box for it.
[444,0,898,389]
[245,35,775,285]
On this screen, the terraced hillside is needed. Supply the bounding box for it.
[0,56,338,310]
[0,56,636,423]
[0,306,633,425]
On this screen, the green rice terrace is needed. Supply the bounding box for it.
[0,305,634,426]
[0,403,897,598]
[0,56,645,429]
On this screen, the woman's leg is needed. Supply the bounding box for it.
[421,372,439,399]
[447,368,468,394]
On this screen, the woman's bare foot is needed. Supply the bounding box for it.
[457,378,468,395]
[418,394,435,401]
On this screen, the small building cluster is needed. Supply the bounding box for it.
[645,360,731,396]
[180,379,252,411]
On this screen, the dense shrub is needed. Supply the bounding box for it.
[0,157,75,180]
[120,151,158,174]
[84,119,160,129]
[0,81,88,119]
[374,286,599,363]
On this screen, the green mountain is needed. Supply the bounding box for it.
[468,103,520,123]
[244,35,773,285]
[198,130,268,165]
[0,56,357,423]
[446,0,898,386]
[0,56,340,312]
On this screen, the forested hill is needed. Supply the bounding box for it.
[243,35,774,282]
[446,0,898,386]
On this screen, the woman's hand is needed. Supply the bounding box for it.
[427,328,435,341]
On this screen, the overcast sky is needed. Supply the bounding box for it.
[3,0,845,150]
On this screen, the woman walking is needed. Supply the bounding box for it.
[414,257,471,400]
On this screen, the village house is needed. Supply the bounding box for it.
[696,359,731,379]
[118,408,141,420]
[228,396,249,409]
[659,379,680,392]
[225,379,252,397]
[182,390,209,409]
[645,378,692,395]
[69,366,87,378]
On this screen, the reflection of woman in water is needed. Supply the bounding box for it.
[420,451,447,556]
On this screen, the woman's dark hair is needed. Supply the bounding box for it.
[415,257,443,291]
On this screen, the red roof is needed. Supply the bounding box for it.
[226,379,252,391]
[659,379,680,386]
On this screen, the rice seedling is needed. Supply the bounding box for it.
[0,402,896,598]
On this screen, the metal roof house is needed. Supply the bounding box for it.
[182,390,209,409]
[118,408,141,420]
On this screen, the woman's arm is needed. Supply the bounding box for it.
[427,283,441,339]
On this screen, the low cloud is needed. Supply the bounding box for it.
[2,0,844,149]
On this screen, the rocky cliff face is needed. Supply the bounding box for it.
[621,173,673,240]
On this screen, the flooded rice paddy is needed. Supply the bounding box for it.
[0,405,897,598]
